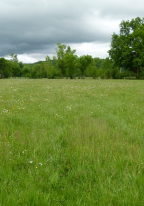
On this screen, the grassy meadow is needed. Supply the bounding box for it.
[0,78,144,205]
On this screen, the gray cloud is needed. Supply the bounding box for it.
[0,0,144,62]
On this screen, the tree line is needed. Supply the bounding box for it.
[0,17,144,79]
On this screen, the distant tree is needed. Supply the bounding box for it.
[55,43,67,77]
[65,46,77,79]
[45,55,53,69]
[45,55,51,63]
[0,58,12,78]
[19,61,24,69]
[9,53,21,77]
[18,62,24,77]
[54,42,78,78]
[93,57,103,69]
[78,55,93,76]
[9,53,18,63]
[100,57,113,79]
[11,62,21,77]
[108,17,144,77]
[31,64,41,78]
[85,65,98,78]
[101,57,113,70]
[45,55,60,78]
[22,66,30,78]
[38,61,47,78]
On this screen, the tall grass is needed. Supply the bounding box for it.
[0,79,144,205]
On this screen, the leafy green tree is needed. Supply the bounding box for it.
[22,66,30,78]
[18,62,24,77]
[0,58,12,78]
[38,61,47,78]
[101,57,113,70]
[47,65,60,79]
[9,53,21,77]
[45,56,60,78]
[78,55,93,76]
[45,55,51,63]
[65,46,77,79]
[54,42,77,78]
[88,65,98,78]
[55,43,67,77]
[93,58,103,69]
[19,61,24,69]
[9,53,18,63]
[11,62,21,77]
[108,17,144,77]
[100,57,113,79]
[31,64,41,78]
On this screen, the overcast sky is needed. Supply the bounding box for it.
[0,0,144,63]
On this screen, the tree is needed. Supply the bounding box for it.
[31,64,40,79]
[45,55,60,78]
[9,53,18,63]
[22,66,30,78]
[11,62,21,77]
[78,55,93,76]
[108,17,144,77]
[101,57,113,70]
[65,46,77,79]
[18,62,24,77]
[54,42,77,78]
[55,43,67,77]
[9,53,21,77]
[38,61,47,78]
[93,57,103,69]
[0,58,12,78]
[19,61,24,69]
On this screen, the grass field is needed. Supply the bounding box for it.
[0,79,144,205]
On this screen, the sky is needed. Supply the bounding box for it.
[0,0,144,63]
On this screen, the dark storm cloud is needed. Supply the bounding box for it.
[0,0,144,61]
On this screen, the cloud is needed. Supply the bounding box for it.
[0,0,144,62]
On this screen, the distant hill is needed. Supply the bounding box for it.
[24,60,53,65]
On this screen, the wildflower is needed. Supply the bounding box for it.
[39,163,42,166]
[29,161,33,163]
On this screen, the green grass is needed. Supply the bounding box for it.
[0,79,144,205]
